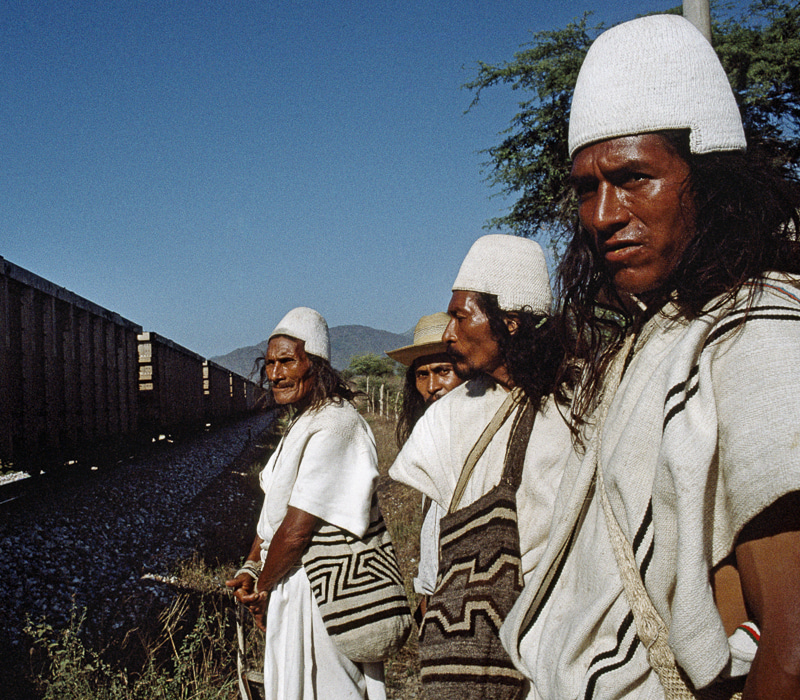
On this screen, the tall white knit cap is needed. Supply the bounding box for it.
[452,234,551,314]
[269,306,330,361]
[568,14,746,158]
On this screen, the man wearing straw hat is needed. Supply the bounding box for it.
[501,15,800,700]
[388,312,462,448]
[387,312,463,622]
[390,234,573,698]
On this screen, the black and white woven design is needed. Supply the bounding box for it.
[419,400,535,699]
[302,499,412,663]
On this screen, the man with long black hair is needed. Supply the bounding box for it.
[390,234,573,698]
[389,312,461,448]
[387,312,462,618]
[502,15,800,700]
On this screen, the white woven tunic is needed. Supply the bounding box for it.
[389,375,573,582]
[256,399,385,700]
[501,275,800,700]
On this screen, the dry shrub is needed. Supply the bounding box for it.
[366,413,424,699]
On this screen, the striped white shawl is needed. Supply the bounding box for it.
[501,274,800,700]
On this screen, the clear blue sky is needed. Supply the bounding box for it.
[1,0,740,357]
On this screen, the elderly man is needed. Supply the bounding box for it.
[227,307,389,700]
[390,234,572,698]
[501,15,800,700]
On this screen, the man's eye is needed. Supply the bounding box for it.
[622,172,649,186]
[572,178,596,198]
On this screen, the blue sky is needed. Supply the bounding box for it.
[2,1,741,357]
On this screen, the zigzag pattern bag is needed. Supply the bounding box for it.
[419,393,535,699]
[301,496,412,663]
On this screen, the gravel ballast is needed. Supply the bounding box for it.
[0,412,274,693]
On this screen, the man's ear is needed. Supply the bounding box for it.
[503,313,520,336]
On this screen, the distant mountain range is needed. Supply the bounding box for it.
[209,324,413,377]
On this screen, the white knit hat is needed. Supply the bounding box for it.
[452,234,551,314]
[568,14,746,158]
[269,307,330,361]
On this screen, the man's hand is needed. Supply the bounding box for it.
[240,589,269,631]
[225,571,255,605]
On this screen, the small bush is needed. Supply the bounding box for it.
[26,594,240,700]
[26,607,126,700]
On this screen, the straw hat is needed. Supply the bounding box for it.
[386,312,450,367]
[268,306,330,361]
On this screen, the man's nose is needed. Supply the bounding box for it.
[427,374,440,397]
[591,182,628,236]
[443,318,456,344]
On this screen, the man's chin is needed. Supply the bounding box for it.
[453,363,480,381]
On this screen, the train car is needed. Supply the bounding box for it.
[244,379,260,411]
[137,332,206,437]
[230,371,250,415]
[203,360,233,424]
[1,257,264,472]
[0,257,141,472]
[203,360,264,424]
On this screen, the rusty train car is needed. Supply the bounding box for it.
[0,257,262,473]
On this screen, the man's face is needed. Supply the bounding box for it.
[570,133,696,297]
[443,291,503,379]
[264,335,314,405]
[413,353,461,404]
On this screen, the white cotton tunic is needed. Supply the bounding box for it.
[256,399,386,700]
[389,375,573,582]
[501,275,800,700]
[413,499,444,596]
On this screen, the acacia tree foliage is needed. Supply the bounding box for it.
[715,1,800,162]
[466,1,800,241]
[346,353,396,378]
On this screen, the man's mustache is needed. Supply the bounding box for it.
[446,348,465,362]
[447,348,478,380]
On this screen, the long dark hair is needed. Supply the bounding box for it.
[395,362,428,447]
[475,292,574,415]
[558,131,800,431]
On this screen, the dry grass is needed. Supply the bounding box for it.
[167,412,426,699]
[366,413,423,699]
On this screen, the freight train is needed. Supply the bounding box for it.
[0,256,263,474]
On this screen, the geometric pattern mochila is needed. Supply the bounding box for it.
[419,399,535,699]
[302,496,412,663]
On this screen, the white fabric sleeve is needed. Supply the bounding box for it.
[288,418,378,538]
[413,499,444,595]
[710,286,800,546]
[389,397,455,509]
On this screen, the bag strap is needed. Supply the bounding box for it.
[449,388,521,513]
[500,397,536,492]
[596,456,698,697]
[594,333,740,700]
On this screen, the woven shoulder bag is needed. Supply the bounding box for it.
[419,390,535,699]
[301,495,412,663]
